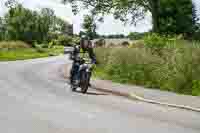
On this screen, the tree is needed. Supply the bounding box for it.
[39,8,55,41]
[128,32,145,40]
[2,3,70,43]
[63,0,160,32]
[51,17,72,35]
[82,14,98,39]
[48,17,73,41]
[105,34,126,39]
[5,0,18,9]
[192,4,198,27]
[158,0,194,35]
[0,17,4,40]
[57,35,73,46]
[193,4,200,40]
[4,4,32,40]
[63,0,194,35]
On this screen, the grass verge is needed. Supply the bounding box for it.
[0,47,64,61]
[94,41,200,96]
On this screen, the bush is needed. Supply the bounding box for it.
[57,35,73,46]
[0,41,30,49]
[128,32,145,40]
[48,41,55,49]
[144,34,176,55]
[192,80,200,96]
[121,41,130,47]
[72,36,80,44]
[41,43,49,48]
[144,34,168,48]
[95,39,106,47]
[33,42,46,53]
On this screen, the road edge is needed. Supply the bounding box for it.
[91,84,200,113]
[61,63,200,113]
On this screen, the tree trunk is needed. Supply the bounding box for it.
[150,0,159,33]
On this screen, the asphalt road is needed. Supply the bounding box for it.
[0,56,199,133]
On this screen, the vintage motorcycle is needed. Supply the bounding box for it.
[70,57,93,94]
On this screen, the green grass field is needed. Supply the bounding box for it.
[0,41,64,61]
[0,49,48,61]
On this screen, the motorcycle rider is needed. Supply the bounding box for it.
[70,36,96,86]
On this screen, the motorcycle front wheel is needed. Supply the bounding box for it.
[80,71,90,94]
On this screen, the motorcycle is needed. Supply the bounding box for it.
[70,58,93,94]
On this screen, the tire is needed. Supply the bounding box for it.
[80,71,90,94]
[71,85,76,92]
[70,74,77,92]
[70,64,78,92]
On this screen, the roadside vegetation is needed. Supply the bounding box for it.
[63,0,200,96]
[0,1,77,61]
[0,41,64,61]
[1,0,200,96]
[94,34,200,96]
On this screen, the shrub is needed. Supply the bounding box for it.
[33,42,46,53]
[95,39,106,47]
[72,36,80,44]
[0,41,30,49]
[48,41,55,49]
[144,34,175,55]
[41,43,49,48]
[57,35,73,46]
[144,34,168,48]
[121,41,130,47]
[192,80,200,96]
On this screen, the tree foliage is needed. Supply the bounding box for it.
[0,17,5,41]
[81,15,98,39]
[128,32,146,40]
[0,3,71,44]
[158,0,194,35]
[63,0,196,35]
[192,3,200,40]
[62,0,171,33]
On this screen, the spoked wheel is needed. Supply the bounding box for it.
[80,71,90,94]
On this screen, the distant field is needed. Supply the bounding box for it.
[92,38,133,47]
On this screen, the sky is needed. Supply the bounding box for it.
[0,0,200,35]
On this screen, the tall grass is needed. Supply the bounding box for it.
[0,41,30,49]
[95,40,200,96]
